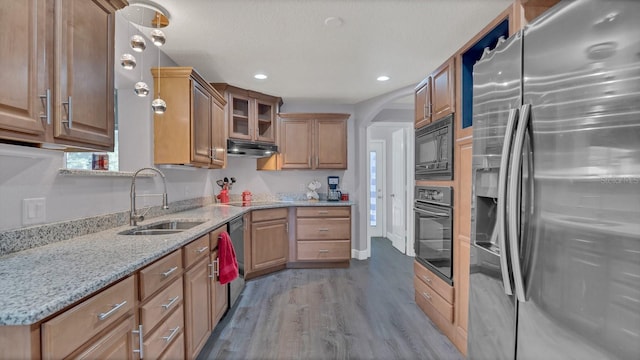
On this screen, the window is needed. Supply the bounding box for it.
[369,150,377,226]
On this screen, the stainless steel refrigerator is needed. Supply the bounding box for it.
[468,1,640,359]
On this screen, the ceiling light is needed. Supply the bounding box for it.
[120,1,171,28]
[377,75,390,82]
[254,73,268,80]
[324,17,343,28]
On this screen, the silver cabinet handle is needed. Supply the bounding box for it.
[497,107,519,296]
[161,295,179,309]
[428,102,432,117]
[97,300,127,321]
[285,222,289,233]
[316,156,319,167]
[162,266,178,278]
[318,211,329,214]
[413,207,448,218]
[421,275,431,283]
[422,292,432,301]
[423,104,427,118]
[318,228,329,232]
[62,96,72,128]
[196,246,209,254]
[508,104,530,303]
[162,326,180,343]
[208,259,219,278]
[132,324,144,358]
[318,249,329,253]
[39,89,51,124]
[210,148,215,160]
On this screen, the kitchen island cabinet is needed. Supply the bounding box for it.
[0,0,126,151]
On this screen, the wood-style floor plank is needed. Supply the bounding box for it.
[198,237,463,360]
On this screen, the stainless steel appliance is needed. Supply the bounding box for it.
[228,215,245,308]
[414,186,453,285]
[468,1,640,359]
[415,114,453,180]
[327,176,341,201]
[227,138,278,158]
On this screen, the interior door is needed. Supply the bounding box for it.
[390,129,406,253]
[368,140,385,237]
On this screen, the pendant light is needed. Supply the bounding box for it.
[151,12,166,114]
[133,8,149,97]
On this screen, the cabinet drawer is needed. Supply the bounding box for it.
[297,218,350,240]
[209,224,226,250]
[140,277,183,334]
[139,250,183,301]
[42,276,135,360]
[183,234,210,269]
[414,276,453,322]
[252,208,288,222]
[297,240,350,261]
[415,288,454,339]
[414,261,454,304]
[158,332,185,360]
[296,207,350,218]
[144,304,184,360]
[72,315,135,360]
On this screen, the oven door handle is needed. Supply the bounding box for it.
[413,207,449,218]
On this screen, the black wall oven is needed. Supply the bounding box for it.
[414,186,453,285]
[415,114,453,180]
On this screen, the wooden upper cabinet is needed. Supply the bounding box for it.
[0,0,48,140]
[152,67,227,168]
[415,56,455,129]
[276,113,350,170]
[212,83,282,144]
[431,57,455,121]
[0,0,125,151]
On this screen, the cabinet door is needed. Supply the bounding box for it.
[414,79,431,128]
[0,0,48,140]
[210,98,226,168]
[251,218,288,271]
[280,119,312,169]
[315,119,347,169]
[183,257,211,360]
[432,57,455,121]
[210,250,228,327]
[254,99,276,142]
[192,80,212,165]
[72,315,135,360]
[55,0,115,150]
[228,93,251,140]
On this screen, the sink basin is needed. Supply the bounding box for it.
[119,220,205,235]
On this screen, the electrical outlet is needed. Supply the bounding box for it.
[23,198,46,226]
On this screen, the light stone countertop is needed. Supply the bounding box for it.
[0,200,354,326]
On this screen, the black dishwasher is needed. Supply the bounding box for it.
[227,215,245,308]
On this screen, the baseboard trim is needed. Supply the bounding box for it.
[351,248,368,260]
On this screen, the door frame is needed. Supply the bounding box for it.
[367,139,386,238]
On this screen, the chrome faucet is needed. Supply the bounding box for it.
[130,167,169,226]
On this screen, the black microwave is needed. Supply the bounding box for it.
[415,114,453,180]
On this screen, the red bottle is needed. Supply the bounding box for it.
[242,190,252,206]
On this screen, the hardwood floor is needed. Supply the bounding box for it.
[198,237,463,360]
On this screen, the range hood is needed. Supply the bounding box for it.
[227,139,278,158]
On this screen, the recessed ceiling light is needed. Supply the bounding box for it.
[324,17,343,27]
[377,75,390,82]
[254,73,268,80]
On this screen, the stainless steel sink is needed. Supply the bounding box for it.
[119,220,205,235]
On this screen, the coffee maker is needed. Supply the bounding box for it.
[327,176,341,201]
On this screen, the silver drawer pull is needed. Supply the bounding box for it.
[162,326,180,343]
[318,249,329,253]
[422,292,432,301]
[132,324,144,358]
[162,295,179,309]
[208,259,219,278]
[196,246,209,254]
[318,211,329,214]
[97,300,127,321]
[162,266,178,278]
[421,275,432,283]
[39,89,51,124]
[318,228,329,232]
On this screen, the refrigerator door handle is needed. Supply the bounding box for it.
[497,107,519,296]
[508,103,531,302]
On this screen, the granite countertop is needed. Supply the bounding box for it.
[0,200,354,326]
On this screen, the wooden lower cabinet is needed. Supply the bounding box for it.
[72,315,136,360]
[293,206,351,266]
[159,332,185,360]
[143,304,184,360]
[248,208,289,276]
[211,249,228,326]
[413,261,455,340]
[184,256,211,359]
[41,276,136,360]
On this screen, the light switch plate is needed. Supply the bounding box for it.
[23,198,46,226]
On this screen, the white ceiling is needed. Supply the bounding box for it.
[128,0,512,105]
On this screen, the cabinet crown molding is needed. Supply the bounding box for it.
[278,113,351,121]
